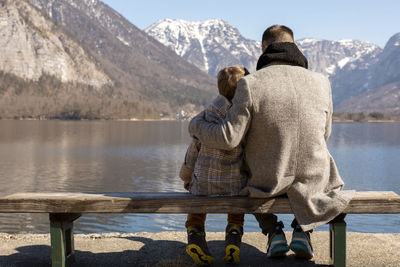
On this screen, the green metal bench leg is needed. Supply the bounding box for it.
[329,214,347,267]
[50,213,81,267]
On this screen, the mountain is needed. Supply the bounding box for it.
[1,1,397,118]
[146,19,400,112]
[336,33,400,114]
[28,0,217,116]
[145,19,260,76]
[0,0,111,86]
[296,38,381,77]
[1,0,217,119]
[0,0,123,119]
[307,39,383,105]
[336,81,400,114]
[145,19,381,77]
[368,33,400,90]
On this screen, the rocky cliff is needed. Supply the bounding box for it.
[0,0,216,119]
[28,0,216,117]
[0,0,111,87]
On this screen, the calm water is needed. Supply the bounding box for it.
[0,120,399,234]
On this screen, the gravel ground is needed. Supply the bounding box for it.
[0,231,399,266]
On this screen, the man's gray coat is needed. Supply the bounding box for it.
[189,64,354,231]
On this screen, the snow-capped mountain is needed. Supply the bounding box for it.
[296,38,381,78]
[368,33,400,90]
[146,19,260,76]
[336,33,400,114]
[304,39,383,105]
[146,19,382,79]
[146,18,392,109]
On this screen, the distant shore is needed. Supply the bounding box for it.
[1,231,399,266]
[333,112,400,123]
[333,119,400,123]
[0,117,178,122]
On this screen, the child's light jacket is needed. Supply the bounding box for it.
[180,95,247,196]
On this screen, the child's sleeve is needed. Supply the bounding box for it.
[179,138,201,182]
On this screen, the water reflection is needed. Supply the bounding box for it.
[0,121,399,233]
[328,123,400,193]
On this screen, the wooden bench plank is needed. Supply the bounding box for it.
[0,191,399,214]
[0,191,398,267]
[343,191,400,213]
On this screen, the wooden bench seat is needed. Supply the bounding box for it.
[0,191,399,267]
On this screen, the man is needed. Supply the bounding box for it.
[188,25,354,259]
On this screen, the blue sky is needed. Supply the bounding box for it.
[101,0,400,47]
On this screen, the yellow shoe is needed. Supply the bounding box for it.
[223,244,240,264]
[186,226,215,266]
[223,223,243,264]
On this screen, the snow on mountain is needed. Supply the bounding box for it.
[146,18,386,108]
[296,38,381,77]
[146,19,260,76]
[295,38,382,105]
[146,19,382,80]
[336,32,400,114]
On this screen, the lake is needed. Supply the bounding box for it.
[0,120,399,234]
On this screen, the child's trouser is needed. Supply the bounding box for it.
[185,213,245,229]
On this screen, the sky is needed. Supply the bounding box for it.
[101,0,400,48]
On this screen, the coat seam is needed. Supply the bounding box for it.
[288,68,301,177]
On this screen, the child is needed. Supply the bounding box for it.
[180,66,249,265]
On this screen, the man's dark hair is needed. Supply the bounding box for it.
[262,25,294,45]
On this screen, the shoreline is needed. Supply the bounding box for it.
[1,231,399,266]
[0,118,180,122]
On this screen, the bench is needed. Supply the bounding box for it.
[0,191,399,267]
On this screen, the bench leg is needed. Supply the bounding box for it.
[329,214,346,267]
[49,213,81,267]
